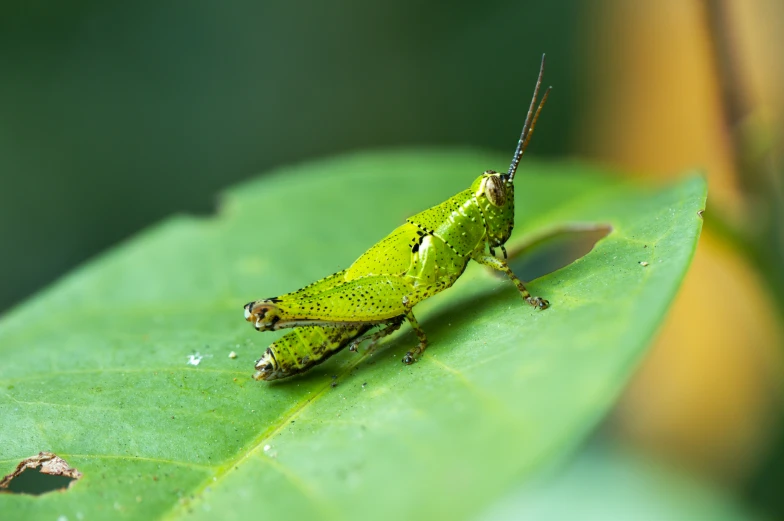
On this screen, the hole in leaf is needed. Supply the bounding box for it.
[0,452,82,495]
[507,223,612,281]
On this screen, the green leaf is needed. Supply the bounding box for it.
[480,444,759,521]
[0,150,705,520]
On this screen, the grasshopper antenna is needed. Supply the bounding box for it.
[507,53,552,182]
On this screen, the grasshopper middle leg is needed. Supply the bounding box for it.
[348,317,405,355]
[347,309,428,365]
[402,309,428,365]
[472,253,550,309]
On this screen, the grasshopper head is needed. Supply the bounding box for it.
[477,54,550,249]
[244,299,283,331]
[472,171,516,247]
[253,348,280,381]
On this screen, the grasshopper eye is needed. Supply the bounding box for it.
[483,175,507,207]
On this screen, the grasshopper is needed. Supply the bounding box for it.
[245,55,552,381]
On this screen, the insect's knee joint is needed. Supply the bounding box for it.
[244,300,283,331]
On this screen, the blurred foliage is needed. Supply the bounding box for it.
[0,152,705,519]
[578,0,784,300]
[577,1,784,514]
[0,0,583,313]
[479,443,758,521]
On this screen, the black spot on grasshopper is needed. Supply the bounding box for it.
[411,232,430,254]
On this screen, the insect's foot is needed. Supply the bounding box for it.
[402,342,427,365]
[527,296,550,310]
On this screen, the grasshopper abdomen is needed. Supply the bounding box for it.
[253,324,374,381]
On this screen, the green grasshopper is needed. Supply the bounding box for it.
[245,55,552,381]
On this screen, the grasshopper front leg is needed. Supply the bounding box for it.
[472,253,550,309]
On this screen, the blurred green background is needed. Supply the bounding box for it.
[2,0,783,518]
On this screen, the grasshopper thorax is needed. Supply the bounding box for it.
[471,170,515,248]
